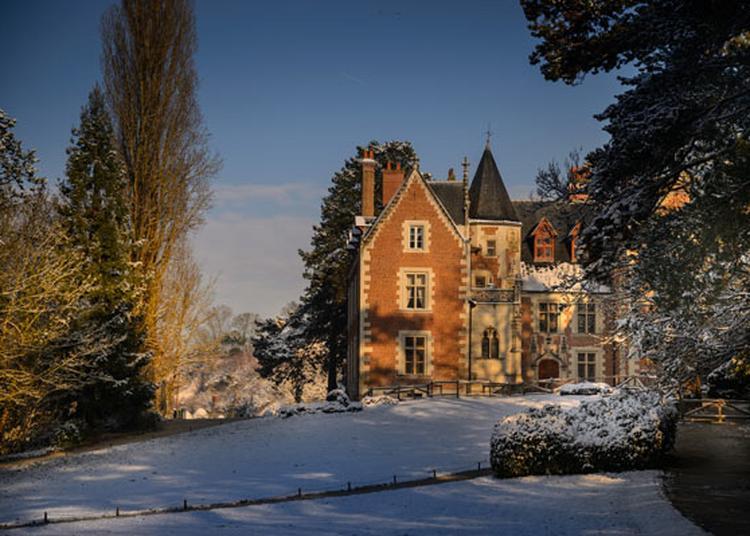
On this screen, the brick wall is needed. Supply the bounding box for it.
[360,174,466,388]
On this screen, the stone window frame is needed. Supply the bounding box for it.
[575,348,601,382]
[577,302,597,334]
[402,220,430,253]
[398,268,434,312]
[486,239,497,257]
[396,330,433,377]
[480,327,501,359]
[538,302,562,333]
[472,269,493,289]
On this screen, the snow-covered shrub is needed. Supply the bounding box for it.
[362,394,400,407]
[707,357,750,399]
[490,390,677,477]
[326,388,350,405]
[558,382,613,396]
[278,389,362,418]
[52,420,85,448]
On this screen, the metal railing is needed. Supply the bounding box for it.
[363,375,660,400]
[469,288,516,303]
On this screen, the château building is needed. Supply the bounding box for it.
[345,144,621,399]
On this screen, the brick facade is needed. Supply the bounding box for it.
[346,147,617,399]
[356,172,466,395]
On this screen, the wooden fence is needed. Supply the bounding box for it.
[679,398,750,423]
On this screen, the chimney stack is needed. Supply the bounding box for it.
[382,161,404,207]
[361,149,376,218]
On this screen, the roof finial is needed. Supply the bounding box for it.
[461,156,470,183]
[485,123,493,149]
[414,154,420,171]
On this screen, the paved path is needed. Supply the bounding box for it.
[664,422,750,536]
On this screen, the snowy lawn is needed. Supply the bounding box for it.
[0,395,577,524]
[0,394,699,535]
[31,471,702,535]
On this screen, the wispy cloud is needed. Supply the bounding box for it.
[341,72,366,86]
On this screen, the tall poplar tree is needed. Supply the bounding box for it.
[101,0,219,400]
[59,87,153,428]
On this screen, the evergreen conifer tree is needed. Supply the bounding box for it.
[299,141,417,391]
[58,87,154,429]
[522,1,750,381]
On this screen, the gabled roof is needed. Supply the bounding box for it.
[468,147,519,222]
[529,216,558,237]
[428,181,465,224]
[513,200,589,264]
[362,168,464,245]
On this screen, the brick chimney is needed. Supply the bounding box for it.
[361,149,376,218]
[382,161,404,207]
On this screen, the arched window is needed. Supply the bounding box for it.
[482,328,499,359]
[491,331,500,359]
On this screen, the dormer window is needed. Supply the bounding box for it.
[531,217,558,263]
[535,234,554,262]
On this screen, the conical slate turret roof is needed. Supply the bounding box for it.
[468,147,519,222]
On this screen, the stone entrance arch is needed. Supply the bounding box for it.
[537,358,560,380]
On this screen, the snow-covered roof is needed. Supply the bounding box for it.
[520,262,610,293]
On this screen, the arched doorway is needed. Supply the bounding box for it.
[538,358,560,380]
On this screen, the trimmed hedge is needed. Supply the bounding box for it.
[490,390,677,477]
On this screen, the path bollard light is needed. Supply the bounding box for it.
[347,482,351,492]
[393,475,397,486]
[44,512,48,524]
[116,507,120,517]
[478,462,481,471]
[183,499,187,511]
[433,469,437,479]
[298,488,302,498]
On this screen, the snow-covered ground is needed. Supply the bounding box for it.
[0,395,702,534]
[31,471,702,535]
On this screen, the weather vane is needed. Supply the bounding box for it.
[485,123,493,149]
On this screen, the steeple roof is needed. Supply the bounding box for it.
[468,147,519,222]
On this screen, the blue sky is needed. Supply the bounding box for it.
[1,0,622,317]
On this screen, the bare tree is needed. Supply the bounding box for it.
[535,148,585,201]
[153,239,216,414]
[101,0,220,383]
